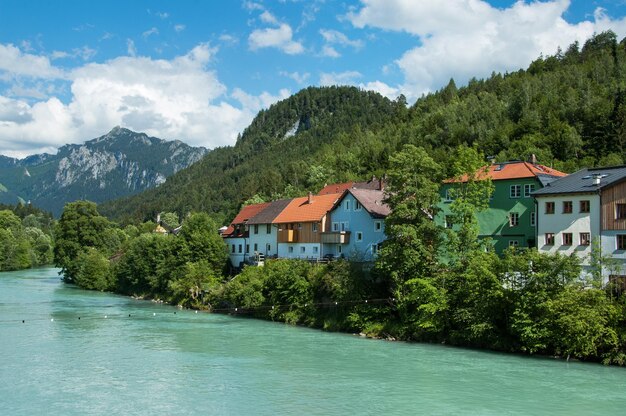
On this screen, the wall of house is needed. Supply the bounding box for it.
[277,243,322,259]
[276,222,321,243]
[602,180,626,231]
[326,193,386,261]
[438,177,540,253]
[247,224,278,258]
[535,194,599,267]
[600,231,626,280]
[225,237,247,268]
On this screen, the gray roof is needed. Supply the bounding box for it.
[246,199,291,224]
[532,165,626,196]
[346,188,391,218]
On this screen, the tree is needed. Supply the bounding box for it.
[54,201,114,283]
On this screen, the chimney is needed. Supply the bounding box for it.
[308,192,313,204]
[530,154,537,165]
[592,174,602,186]
[379,177,384,191]
[156,212,161,223]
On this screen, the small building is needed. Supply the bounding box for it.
[324,187,390,260]
[272,192,342,260]
[437,160,566,254]
[532,165,626,284]
[246,199,292,261]
[222,202,270,269]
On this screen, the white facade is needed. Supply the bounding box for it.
[277,243,321,259]
[247,223,278,259]
[536,194,599,269]
[225,237,247,269]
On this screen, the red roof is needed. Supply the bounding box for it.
[446,161,567,183]
[317,178,385,195]
[223,202,270,236]
[273,193,342,223]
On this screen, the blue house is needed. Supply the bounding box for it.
[322,188,390,261]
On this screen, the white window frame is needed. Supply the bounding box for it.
[374,221,382,232]
[288,246,294,253]
[509,240,519,247]
[313,246,318,254]
[355,200,362,211]
[510,185,521,198]
[332,222,339,232]
[530,211,536,227]
[312,223,318,232]
[509,212,519,227]
[266,224,271,234]
[345,200,351,211]
[356,231,363,242]
[524,184,535,197]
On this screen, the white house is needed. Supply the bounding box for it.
[533,166,626,286]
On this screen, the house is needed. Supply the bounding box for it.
[272,192,342,259]
[323,187,390,260]
[222,202,270,269]
[437,160,566,254]
[317,177,385,195]
[246,199,292,261]
[532,165,626,284]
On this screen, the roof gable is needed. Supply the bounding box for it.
[273,193,342,223]
[335,188,390,218]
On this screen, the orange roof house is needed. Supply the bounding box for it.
[222,202,270,238]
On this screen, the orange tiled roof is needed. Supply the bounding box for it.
[223,202,270,236]
[446,161,567,183]
[317,182,355,195]
[273,193,342,223]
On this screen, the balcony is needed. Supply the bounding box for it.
[278,229,299,243]
[321,231,350,244]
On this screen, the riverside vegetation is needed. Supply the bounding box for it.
[54,144,626,366]
[32,32,626,365]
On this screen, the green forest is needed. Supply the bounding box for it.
[101,31,626,225]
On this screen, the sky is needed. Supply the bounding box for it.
[1,0,626,158]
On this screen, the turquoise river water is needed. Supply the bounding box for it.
[1,267,625,415]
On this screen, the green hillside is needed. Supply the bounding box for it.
[101,31,626,224]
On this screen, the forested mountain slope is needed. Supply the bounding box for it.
[101,32,626,224]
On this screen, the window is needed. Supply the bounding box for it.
[545,233,555,245]
[579,233,590,246]
[372,243,378,254]
[617,204,626,220]
[346,200,351,211]
[266,224,271,234]
[231,244,236,253]
[254,243,258,252]
[313,246,318,254]
[530,211,536,227]
[580,200,590,213]
[545,202,555,214]
[618,235,626,250]
[524,184,535,197]
[510,185,521,198]
[312,223,318,232]
[332,222,339,232]
[245,244,249,254]
[509,240,519,247]
[356,232,363,242]
[355,201,362,210]
[298,223,302,229]
[300,246,306,253]
[374,221,382,232]
[266,244,271,253]
[288,246,294,253]
[254,224,259,234]
[341,222,349,231]
[338,245,342,254]
[509,212,519,227]
[445,215,453,229]
[238,244,242,253]
[445,188,454,201]
[562,233,573,246]
[563,201,573,214]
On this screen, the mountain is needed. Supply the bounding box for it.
[0,127,207,216]
[101,32,626,224]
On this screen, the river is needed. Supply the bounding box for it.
[1,267,625,415]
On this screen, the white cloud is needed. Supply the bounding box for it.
[260,11,279,25]
[348,0,626,99]
[320,45,340,58]
[0,44,64,79]
[174,24,186,33]
[359,80,400,100]
[243,1,264,11]
[319,29,364,49]
[126,39,137,57]
[319,70,362,86]
[0,43,289,158]
[219,34,239,45]
[280,71,310,84]
[249,23,304,54]
[142,27,159,39]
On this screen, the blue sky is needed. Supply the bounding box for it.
[1,0,626,157]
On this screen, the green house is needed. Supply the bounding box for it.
[436,161,566,254]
